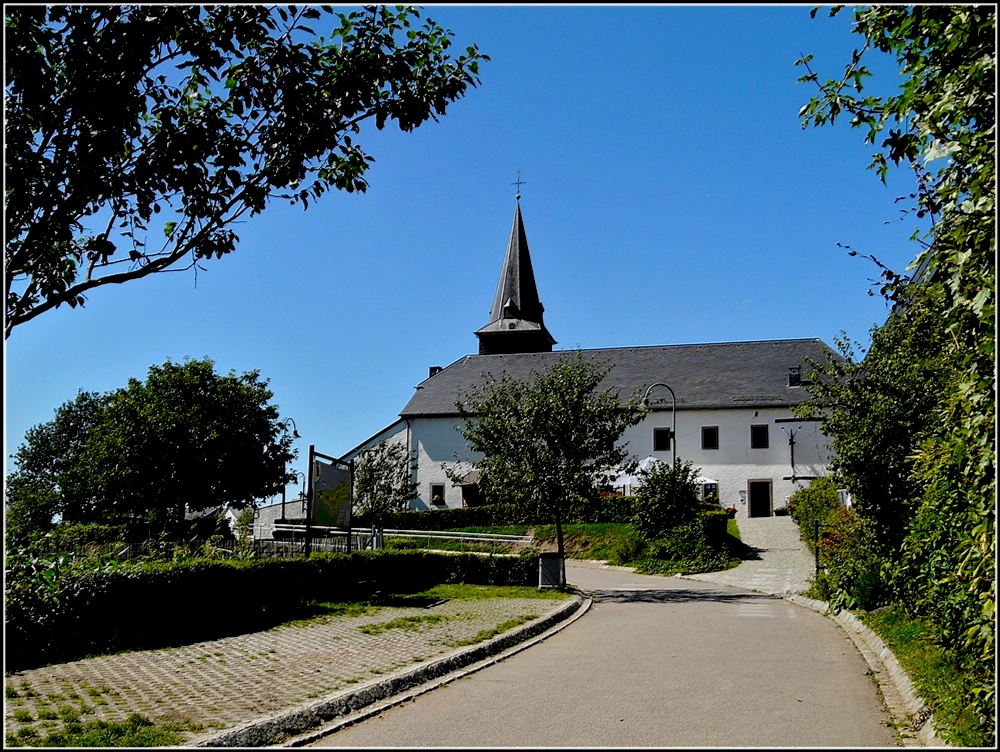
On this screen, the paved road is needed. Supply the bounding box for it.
[311,556,901,747]
[5,516,909,747]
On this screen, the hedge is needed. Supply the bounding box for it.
[353,497,636,530]
[5,549,537,673]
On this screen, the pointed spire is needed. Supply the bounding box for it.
[488,202,545,324]
[475,199,556,355]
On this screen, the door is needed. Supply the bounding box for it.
[748,480,772,518]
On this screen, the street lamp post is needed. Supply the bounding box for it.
[281,417,301,439]
[642,382,677,465]
[281,470,307,521]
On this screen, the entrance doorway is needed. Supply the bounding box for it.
[748,480,773,518]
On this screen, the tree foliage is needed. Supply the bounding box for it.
[5,357,296,541]
[795,284,950,554]
[631,458,702,542]
[4,5,487,337]
[796,5,994,733]
[353,439,417,525]
[457,353,645,556]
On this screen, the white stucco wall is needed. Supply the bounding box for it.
[620,407,831,516]
[408,417,479,509]
[347,405,832,516]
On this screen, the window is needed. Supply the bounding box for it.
[430,483,445,505]
[653,427,672,452]
[750,424,769,449]
[702,483,719,503]
[701,426,719,450]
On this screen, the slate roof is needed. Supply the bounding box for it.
[400,338,836,418]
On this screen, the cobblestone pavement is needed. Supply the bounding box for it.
[683,514,816,596]
[3,594,571,746]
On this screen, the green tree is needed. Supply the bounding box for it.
[795,283,949,554]
[4,390,110,544]
[5,357,296,538]
[630,458,702,542]
[457,354,645,569]
[797,5,994,731]
[353,439,417,526]
[4,5,487,337]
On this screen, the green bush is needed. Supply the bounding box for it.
[788,478,892,613]
[631,460,702,541]
[586,494,633,523]
[353,495,635,531]
[632,514,742,576]
[816,506,891,612]
[4,549,537,672]
[38,523,132,549]
[788,476,842,549]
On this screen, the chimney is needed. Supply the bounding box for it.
[428,365,443,378]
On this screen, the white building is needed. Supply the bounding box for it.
[342,201,836,519]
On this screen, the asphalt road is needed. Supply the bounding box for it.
[309,564,901,747]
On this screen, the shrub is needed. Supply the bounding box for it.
[4,549,537,672]
[816,506,891,612]
[631,459,702,541]
[788,476,841,548]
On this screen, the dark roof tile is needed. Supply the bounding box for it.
[401,338,836,417]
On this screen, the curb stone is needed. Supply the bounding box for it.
[191,595,586,748]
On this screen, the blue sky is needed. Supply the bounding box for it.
[4,4,926,501]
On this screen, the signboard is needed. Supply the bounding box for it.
[312,456,352,528]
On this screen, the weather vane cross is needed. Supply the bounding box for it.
[512,170,526,200]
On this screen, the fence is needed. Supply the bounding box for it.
[29,527,536,563]
[30,532,375,562]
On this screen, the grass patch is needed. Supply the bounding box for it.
[382,537,525,555]
[529,521,743,575]
[446,525,533,535]
[57,706,79,722]
[858,608,992,747]
[13,709,33,723]
[359,614,447,636]
[4,713,183,747]
[532,522,641,562]
[271,600,376,629]
[414,583,571,601]
[445,614,538,647]
[36,707,58,721]
[19,681,39,697]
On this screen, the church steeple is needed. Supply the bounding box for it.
[475,198,556,355]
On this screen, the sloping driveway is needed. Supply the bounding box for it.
[310,518,901,747]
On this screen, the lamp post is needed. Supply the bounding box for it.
[642,382,677,465]
[281,417,301,440]
[282,470,307,521]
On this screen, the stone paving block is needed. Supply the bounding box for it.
[4,596,566,746]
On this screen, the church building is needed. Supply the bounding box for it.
[341,199,837,519]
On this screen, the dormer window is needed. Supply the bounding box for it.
[788,367,802,387]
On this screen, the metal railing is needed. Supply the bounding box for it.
[28,528,534,562]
